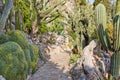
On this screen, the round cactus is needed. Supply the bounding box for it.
[0,41,28,80]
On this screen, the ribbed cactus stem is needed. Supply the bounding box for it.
[110,13,120,78]
[110,51,120,78]
[113,14,120,51]
[95,3,111,51]
[95,3,107,30]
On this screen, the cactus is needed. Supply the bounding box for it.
[29,44,39,74]
[0,42,28,80]
[95,3,111,51]
[116,0,120,13]
[113,14,120,51]
[110,13,120,78]
[96,3,120,78]
[0,30,39,79]
[7,30,32,73]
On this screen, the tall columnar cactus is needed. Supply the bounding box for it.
[95,3,111,51]
[96,3,120,79]
[116,0,120,13]
[110,13,120,79]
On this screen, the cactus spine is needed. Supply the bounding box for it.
[95,3,111,51]
[96,3,120,79]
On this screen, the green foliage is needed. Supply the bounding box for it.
[70,54,80,63]
[50,19,64,35]
[13,0,31,29]
[38,25,49,34]
[29,44,39,74]
[0,41,28,80]
[116,0,120,13]
[38,19,64,35]
[67,27,76,40]
[91,29,98,39]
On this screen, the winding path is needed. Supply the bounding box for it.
[29,45,73,80]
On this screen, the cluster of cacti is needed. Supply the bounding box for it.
[0,30,39,80]
[65,1,95,53]
[95,3,120,79]
[32,0,65,30]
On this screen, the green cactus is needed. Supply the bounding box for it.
[95,3,107,29]
[7,30,31,72]
[96,4,120,78]
[110,13,120,78]
[0,41,28,80]
[7,30,29,49]
[0,30,39,79]
[0,33,8,44]
[29,44,39,74]
[113,14,120,51]
[95,3,111,51]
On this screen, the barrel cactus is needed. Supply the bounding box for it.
[7,30,32,72]
[95,3,120,79]
[0,33,8,44]
[0,42,28,80]
[0,30,39,80]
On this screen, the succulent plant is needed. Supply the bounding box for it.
[95,3,120,79]
[95,3,111,51]
[0,30,39,80]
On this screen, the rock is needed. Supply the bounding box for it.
[0,75,5,80]
[70,40,110,80]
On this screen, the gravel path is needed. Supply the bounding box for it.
[29,45,73,80]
